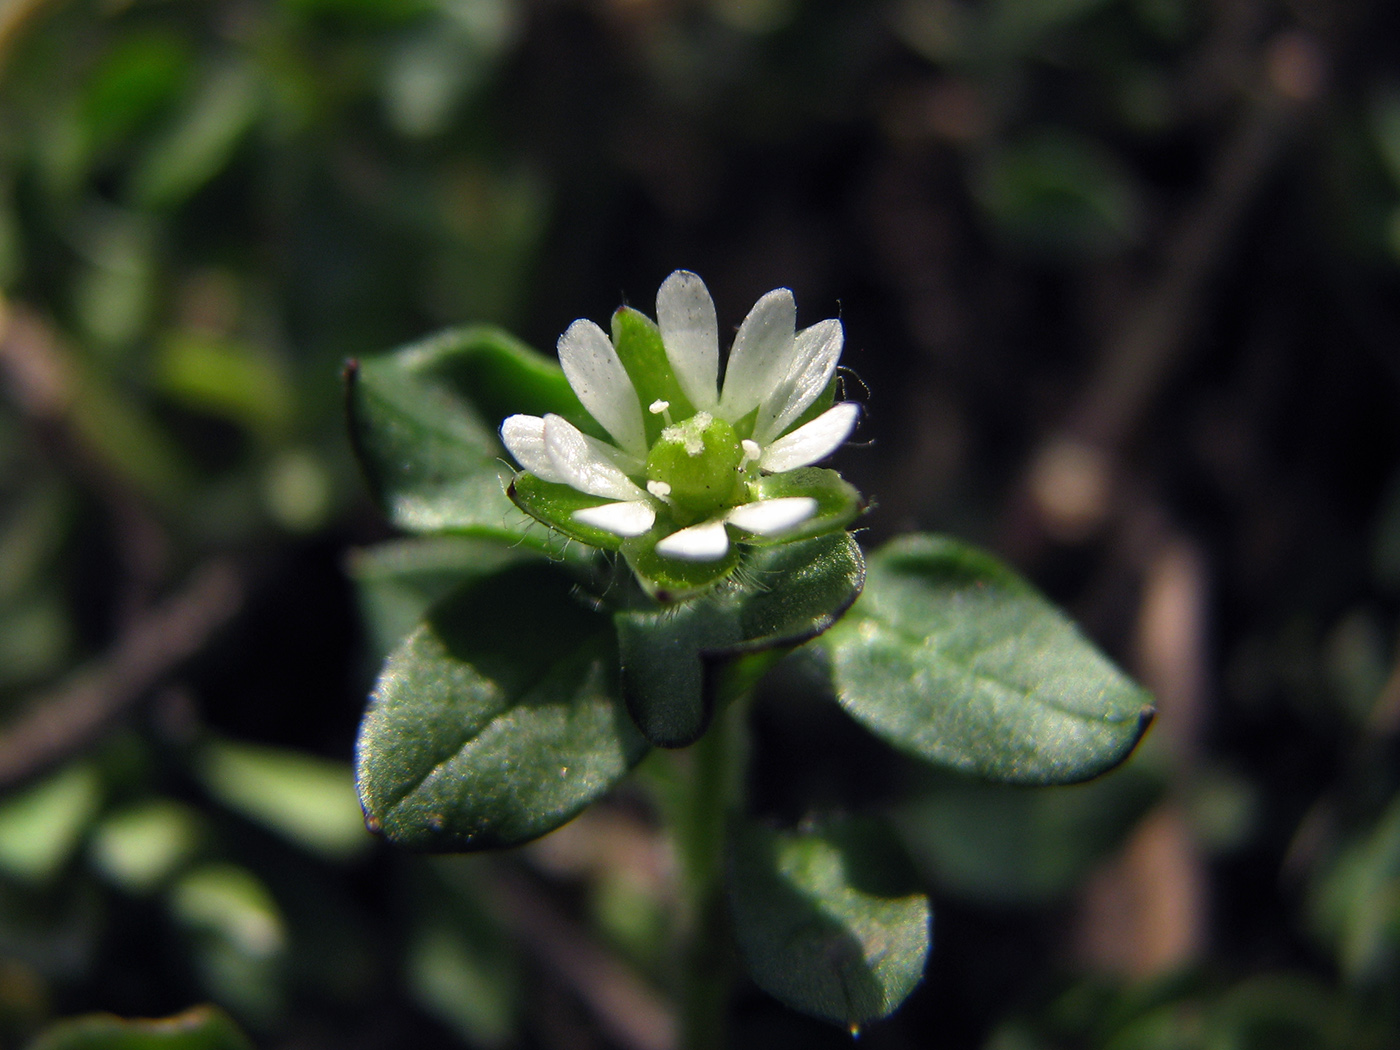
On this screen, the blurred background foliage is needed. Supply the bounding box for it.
[0,0,1397,1046]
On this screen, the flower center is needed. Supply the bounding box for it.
[645,412,746,521]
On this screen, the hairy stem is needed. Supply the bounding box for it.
[659,701,748,1050]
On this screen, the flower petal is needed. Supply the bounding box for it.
[758,402,860,473]
[544,414,649,501]
[572,499,656,537]
[657,270,719,412]
[752,318,844,445]
[725,497,818,536]
[718,288,797,421]
[654,519,730,562]
[557,318,648,459]
[500,414,565,483]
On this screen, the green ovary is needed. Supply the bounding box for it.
[645,412,746,521]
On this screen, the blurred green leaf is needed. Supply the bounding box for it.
[1310,795,1400,983]
[406,926,517,1047]
[70,371,191,506]
[154,334,294,436]
[356,561,647,851]
[894,762,1161,905]
[821,534,1154,785]
[27,1005,254,1050]
[0,482,70,605]
[975,130,1140,259]
[727,817,930,1027]
[1369,84,1400,190]
[985,0,1115,52]
[170,864,285,1022]
[72,209,157,351]
[89,800,201,894]
[616,532,865,748]
[129,63,260,210]
[79,33,193,158]
[198,739,369,861]
[0,764,101,883]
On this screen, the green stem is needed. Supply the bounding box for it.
[667,700,748,1050]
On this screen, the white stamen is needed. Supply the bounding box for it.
[654,519,730,561]
[739,439,761,469]
[572,500,655,537]
[726,497,819,536]
[758,402,860,473]
[649,399,673,426]
[647,480,672,500]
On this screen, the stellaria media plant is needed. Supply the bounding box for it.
[346,271,1155,1041]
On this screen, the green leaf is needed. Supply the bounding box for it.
[128,63,260,210]
[170,864,286,1021]
[616,533,864,748]
[27,1005,254,1050]
[893,760,1162,905]
[348,536,542,658]
[727,817,930,1027]
[197,739,370,861]
[346,326,594,545]
[1309,793,1400,982]
[822,534,1153,785]
[0,763,102,883]
[357,561,647,851]
[89,800,201,894]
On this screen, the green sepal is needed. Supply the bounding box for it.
[620,529,744,603]
[27,1005,255,1050]
[747,467,864,547]
[616,533,865,748]
[820,534,1155,785]
[345,325,597,543]
[727,816,931,1027]
[610,307,695,446]
[356,561,648,851]
[508,472,629,551]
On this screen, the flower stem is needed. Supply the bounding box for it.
[657,700,748,1050]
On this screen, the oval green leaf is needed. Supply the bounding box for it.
[356,562,648,851]
[346,326,594,546]
[28,1005,254,1050]
[727,817,931,1027]
[616,533,865,748]
[822,534,1154,785]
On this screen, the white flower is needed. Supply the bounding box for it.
[501,270,860,562]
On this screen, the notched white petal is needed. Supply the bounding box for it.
[654,519,730,562]
[558,319,647,458]
[726,497,819,536]
[572,500,655,537]
[753,318,844,445]
[657,270,719,411]
[500,414,564,483]
[719,287,797,421]
[758,402,860,473]
[543,414,648,502]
